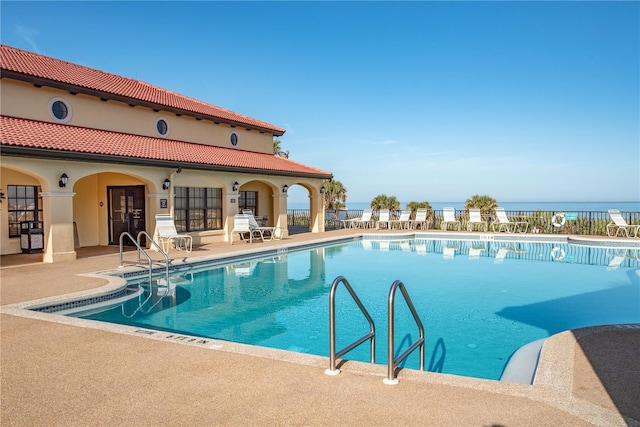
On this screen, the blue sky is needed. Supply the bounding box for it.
[2,1,638,205]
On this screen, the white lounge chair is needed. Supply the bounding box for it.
[410,208,429,230]
[607,209,638,238]
[389,210,411,229]
[230,214,255,245]
[467,208,487,232]
[334,209,349,229]
[243,210,283,241]
[376,209,391,229]
[345,209,373,228]
[324,210,335,228]
[155,214,193,253]
[492,207,528,233]
[441,207,461,231]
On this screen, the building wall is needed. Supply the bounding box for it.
[0,79,275,154]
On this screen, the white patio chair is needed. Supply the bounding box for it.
[243,210,283,241]
[155,214,193,253]
[492,207,528,233]
[467,208,487,232]
[334,209,349,228]
[324,210,335,228]
[441,207,461,231]
[606,209,638,238]
[345,209,373,228]
[230,214,254,245]
[410,208,429,230]
[376,209,391,229]
[389,210,411,229]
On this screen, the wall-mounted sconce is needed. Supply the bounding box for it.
[320,185,326,194]
[232,181,239,192]
[0,189,5,202]
[163,178,171,190]
[282,184,289,193]
[59,173,69,188]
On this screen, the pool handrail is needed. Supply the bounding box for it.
[384,279,425,384]
[325,275,376,376]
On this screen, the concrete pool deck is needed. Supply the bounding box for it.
[1,228,639,426]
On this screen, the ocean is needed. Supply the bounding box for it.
[287,201,640,212]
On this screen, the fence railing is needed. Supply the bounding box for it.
[287,209,640,237]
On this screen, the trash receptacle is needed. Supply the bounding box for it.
[20,221,44,254]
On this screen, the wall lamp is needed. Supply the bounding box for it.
[232,181,239,192]
[163,178,171,190]
[320,185,325,194]
[59,173,69,188]
[282,184,289,193]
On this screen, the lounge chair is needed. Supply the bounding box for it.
[345,209,373,228]
[441,207,461,231]
[155,214,193,253]
[467,208,487,232]
[334,209,349,228]
[243,210,283,241]
[410,208,429,230]
[606,209,639,238]
[324,209,335,228]
[230,214,255,244]
[492,207,528,233]
[389,210,411,229]
[376,209,391,229]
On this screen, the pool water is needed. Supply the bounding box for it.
[77,239,640,381]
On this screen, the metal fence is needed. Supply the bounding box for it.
[287,209,640,237]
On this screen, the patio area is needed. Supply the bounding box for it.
[1,228,639,426]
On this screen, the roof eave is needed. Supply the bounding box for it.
[0,146,333,180]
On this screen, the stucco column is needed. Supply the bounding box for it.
[224,191,240,242]
[41,191,76,263]
[309,194,324,233]
[273,193,289,238]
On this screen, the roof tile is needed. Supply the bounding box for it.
[0,116,331,178]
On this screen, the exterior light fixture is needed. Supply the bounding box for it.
[283,184,289,193]
[59,173,68,188]
[232,181,239,192]
[320,185,325,194]
[163,178,171,190]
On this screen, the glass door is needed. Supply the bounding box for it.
[108,185,146,245]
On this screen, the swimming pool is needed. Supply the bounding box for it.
[73,237,640,381]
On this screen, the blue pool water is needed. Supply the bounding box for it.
[77,238,640,381]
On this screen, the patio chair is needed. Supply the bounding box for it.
[389,210,411,229]
[231,214,255,245]
[467,208,487,232]
[155,214,193,253]
[345,209,373,228]
[376,209,391,229]
[492,207,528,233]
[243,210,283,241]
[334,209,349,228]
[324,209,335,228]
[441,207,461,231]
[410,208,429,230]
[606,209,639,238]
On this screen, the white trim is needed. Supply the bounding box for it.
[48,97,72,123]
[229,131,239,147]
[156,117,170,137]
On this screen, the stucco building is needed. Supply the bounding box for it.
[0,45,332,262]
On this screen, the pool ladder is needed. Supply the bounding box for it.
[325,276,425,384]
[118,231,169,287]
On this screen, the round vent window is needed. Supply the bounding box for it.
[156,118,169,136]
[49,97,72,123]
[230,132,238,147]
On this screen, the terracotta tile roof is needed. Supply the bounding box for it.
[0,116,332,178]
[0,44,285,135]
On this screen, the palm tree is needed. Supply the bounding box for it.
[370,194,400,211]
[465,194,498,217]
[323,180,347,210]
[405,201,433,218]
[273,138,289,158]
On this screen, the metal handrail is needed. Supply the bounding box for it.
[137,231,169,283]
[325,276,376,376]
[384,279,425,384]
[118,232,169,288]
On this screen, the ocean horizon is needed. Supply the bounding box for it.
[288,201,640,212]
